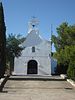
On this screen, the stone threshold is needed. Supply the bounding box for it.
[9,75,66,81]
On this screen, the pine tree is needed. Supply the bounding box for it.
[0,2,6,78]
[52,22,75,77]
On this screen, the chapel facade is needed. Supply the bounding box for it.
[13,18,56,76]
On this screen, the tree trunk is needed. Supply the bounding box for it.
[10,56,14,75]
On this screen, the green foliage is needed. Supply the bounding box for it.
[0,2,6,77]
[67,46,75,78]
[6,33,25,73]
[6,34,25,58]
[52,22,75,51]
[67,60,75,79]
[52,22,75,78]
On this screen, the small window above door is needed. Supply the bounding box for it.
[32,46,35,52]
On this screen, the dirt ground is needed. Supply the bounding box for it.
[0,79,75,100]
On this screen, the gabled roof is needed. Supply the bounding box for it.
[21,29,43,47]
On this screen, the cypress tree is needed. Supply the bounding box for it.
[0,2,6,78]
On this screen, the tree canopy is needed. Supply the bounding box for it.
[52,22,75,51]
[6,33,25,73]
[52,22,75,78]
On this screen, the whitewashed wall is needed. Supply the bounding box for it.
[13,29,52,76]
[14,40,51,75]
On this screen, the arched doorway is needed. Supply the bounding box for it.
[27,60,38,74]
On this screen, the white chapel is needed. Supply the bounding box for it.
[13,18,57,76]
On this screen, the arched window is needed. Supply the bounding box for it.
[32,46,35,52]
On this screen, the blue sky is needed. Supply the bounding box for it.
[1,0,75,51]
